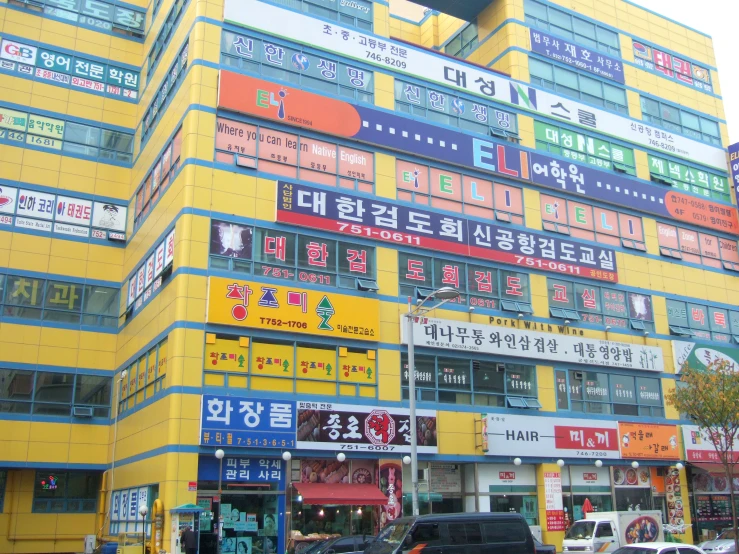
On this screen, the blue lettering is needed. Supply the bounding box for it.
[473,138,496,172]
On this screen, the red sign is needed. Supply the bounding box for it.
[664,191,739,235]
[583,473,598,482]
[188,481,197,492]
[553,425,620,453]
[546,510,566,531]
[499,472,516,480]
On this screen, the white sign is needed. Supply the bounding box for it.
[15,217,52,232]
[164,229,175,266]
[682,424,739,463]
[0,185,18,214]
[571,466,610,487]
[430,463,461,493]
[17,189,55,220]
[403,317,664,371]
[224,0,727,171]
[55,195,92,225]
[484,414,621,459]
[92,202,127,231]
[145,254,155,287]
[54,222,90,237]
[154,243,165,277]
[127,228,175,310]
[0,39,37,65]
[544,472,563,510]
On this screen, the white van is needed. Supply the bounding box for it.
[562,511,663,553]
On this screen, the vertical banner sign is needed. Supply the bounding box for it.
[544,472,565,531]
[730,143,739,195]
[377,459,403,530]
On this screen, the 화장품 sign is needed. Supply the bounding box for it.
[218,71,738,235]
[200,395,297,447]
[276,181,619,282]
[402,317,664,371]
[296,401,438,453]
[222,0,726,170]
[206,276,380,341]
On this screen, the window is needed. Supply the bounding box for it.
[268,0,373,30]
[596,523,614,537]
[640,97,721,145]
[445,23,479,58]
[534,121,636,175]
[33,471,100,513]
[141,42,188,143]
[395,80,519,140]
[402,353,538,408]
[146,0,189,78]
[209,222,378,291]
[134,128,183,228]
[525,0,619,56]
[566,371,663,416]
[410,523,442,546]
[666,299,733,343]
[118,337,167,414]
[529,59,627,113]
[655,222,739,270]
[483,520,526,542]
[214,118,374,194]
[398,253,533,313]
[7,0,145,38]
[648,155,730,203]
[221,31,374,104]
[540,193,645,251]
[2,274,119,326]
[546,278,654,332]
[0,471,5,512]
[0,106,133,162]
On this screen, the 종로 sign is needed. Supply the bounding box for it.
[222,0,726,170]
[484,413,620,458]
[206,276,380,341]
[530,28,624,83]
[296,401,438,453]
[618,422,680,460]
[671,340,739,373]
[217,71,738,235]
[200,395,297,447]
[276,181,619,282]
[402,317,664,371]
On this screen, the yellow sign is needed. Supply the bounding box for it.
[297,346,336,381]
[27,114,64,139]
[206,277,380,341]
[340,350,376,384]
[204,337,249,372]
[251,342,294,377]
[0,108,28,132]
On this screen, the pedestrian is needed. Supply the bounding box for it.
[181,525,198,554]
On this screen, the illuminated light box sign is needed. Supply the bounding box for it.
[206,276,380,341]
[276,181,619,282]
[222,0,726,171]
[217,71,738,236]
[632,40,712,94]
[126,229,175,313]
[0,185,127,240]
[401,317,665,371]
[530,29,625,83]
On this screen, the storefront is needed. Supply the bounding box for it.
[401,462,468,515]
[477,463,539,525]
[562,466,613,524]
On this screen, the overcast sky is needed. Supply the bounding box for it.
[634,0,737,145]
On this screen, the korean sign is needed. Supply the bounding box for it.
[730,143,739,195]
[222,0,726,170]
[484,414,620,458]
[200,394,296,447]
[0,185,127,240]
[530,29,624,83]
[276,181,619,282]
[403,317,665,371]
[218,71,738,235]
[618,422,680,460]
[671,340,739,373]
[207,277,379,341]
[0,38,139,100]
[649,154,730,204]
[544,472,565,532]
[126,229,175,312]
[296,401,438,453]
[682,425,739,463]
[633,40,712,94]
[110,486,151,535]
[198,455,285,483]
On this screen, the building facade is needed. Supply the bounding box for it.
[0,0,736,551]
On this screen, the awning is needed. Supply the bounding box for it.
[689,462,739,476]
[293,482,388,505]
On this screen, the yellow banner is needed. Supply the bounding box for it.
[339,350,376,384]
[207,277,380,342]
[297,346,337,381]
[204,337,249,372]
[251,342,294,377]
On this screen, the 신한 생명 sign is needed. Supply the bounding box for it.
[403,317,664,371]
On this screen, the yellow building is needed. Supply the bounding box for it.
[0,0,735,551]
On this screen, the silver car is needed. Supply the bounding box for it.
[699,530,737,554]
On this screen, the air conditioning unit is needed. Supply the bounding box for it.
[495,363,506,372]
[573,371,584,380]
[73,406,94,418]
[418,468,429,482]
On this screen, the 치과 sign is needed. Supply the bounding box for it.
[206,277,379,341]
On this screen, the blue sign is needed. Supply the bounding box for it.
[277,181,619,282]
[200,395,297,447]
[730,143,739,195]
[198,455,285,484]
[530,29,625,84]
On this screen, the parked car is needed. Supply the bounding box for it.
[533,537,556,554]
[316,535,374,554]
[612,543,707,554]
[699,530,737,553]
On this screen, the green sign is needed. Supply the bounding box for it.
[672,340,739,373]
[534,121,635,175]
[649,155,729,202]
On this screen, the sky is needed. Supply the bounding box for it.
[634,0,738,145]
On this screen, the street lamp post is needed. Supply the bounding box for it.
[215,449,225,554]
[405,287,460,516]
[139,505,148,554]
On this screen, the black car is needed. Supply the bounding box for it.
[315,535,375,554]
[533,537,556,554]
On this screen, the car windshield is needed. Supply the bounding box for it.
[613,548,658,554]
[718,531,737,540]
[566,522,596,540]
[375,521,412,545]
